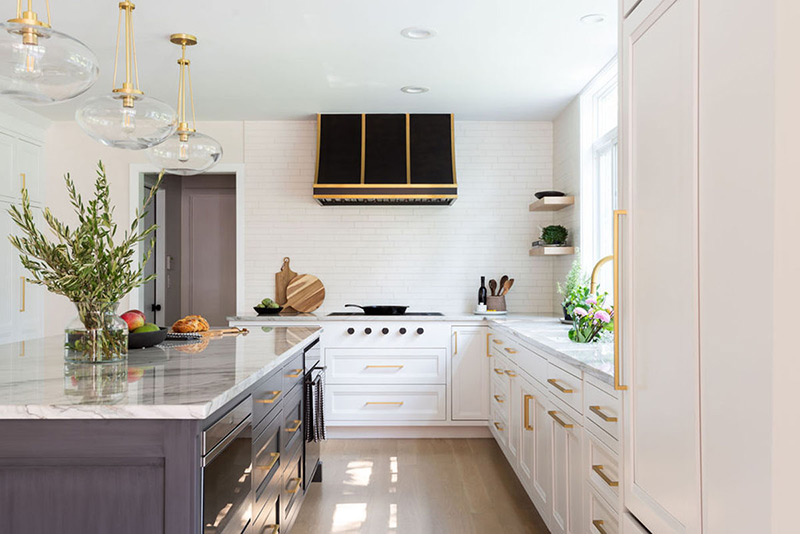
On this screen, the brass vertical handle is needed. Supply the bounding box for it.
[20,172,25,191]
[19,277,25,312]
[592,520,609,534]
[454,331,458,355]
[614,209,628,391]
[523,394,533,431]
[486,333,492,357]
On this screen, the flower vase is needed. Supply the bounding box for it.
[65,301,129,363]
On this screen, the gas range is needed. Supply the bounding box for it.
[327,312,444,317]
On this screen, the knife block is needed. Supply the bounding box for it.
[486,295,507,312]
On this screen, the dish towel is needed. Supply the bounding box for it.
[305,374,326,442]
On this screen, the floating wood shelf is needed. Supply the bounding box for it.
[529,196,575,212]
[529,246,576,256]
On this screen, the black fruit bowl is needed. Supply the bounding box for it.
[534,190,566,199]
[254,306,283,316]
[128,327,169,350]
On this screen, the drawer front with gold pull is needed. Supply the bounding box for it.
[282,352,305,394]
[256,390,282,404]
[523,394,534,431]
[327,384,446,421]
[548,410,574,429]
[586,431,621,503]
[253,371,283,427]
[326,348,446,385]
[547,362,583,414]
[592,464,619,487]
[588,486,619,534]
[547,378,573,393]
[504,347,517,355]
[493,394,505,404]
[585,382,621,442]
[493,421,505,432]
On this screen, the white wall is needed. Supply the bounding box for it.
[551,96,581,314]
[242,120,555,314]
[42,121,244,335]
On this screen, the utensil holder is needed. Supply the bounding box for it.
[486,295,507,312]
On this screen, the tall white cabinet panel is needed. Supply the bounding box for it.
[620,0,702,532]
[0,132,14,201]
[451,326,490,420]
[549,403,583,534]
[0,200,15,344]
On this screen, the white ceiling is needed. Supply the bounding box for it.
[23,0,618,121]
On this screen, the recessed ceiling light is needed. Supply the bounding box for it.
[580,14,606,24]
[401,86,430,94]
[400,27,437,40]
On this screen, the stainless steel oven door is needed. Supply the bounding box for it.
[203,412,253,534]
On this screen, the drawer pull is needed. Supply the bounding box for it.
[592,464,619,487]
[592,519,609,534]
[548,410,574,429]
[493,421,505,432]
[256,390,282,404]
[504,347,517,354]
[286,477,302,494]
[486,333,492,357]
[547,378,574,393]
[523,394,533,431]
[256,452,280,471]
[493,394,504,404]
[365,401,404,406]
[589,405,618,422]
[505,370,517,377]
[20,173,26,190]
[365,364,404,369]
[286,369,303,378]
[493,368,505,375]
[454,331,458,354]
[19,277,25,312]
[285,419,302,433]
[262,525,279,534]
[492,338,504,345]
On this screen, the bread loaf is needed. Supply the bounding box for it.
[171,315,210,333]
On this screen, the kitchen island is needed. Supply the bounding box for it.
[0,326,321,534]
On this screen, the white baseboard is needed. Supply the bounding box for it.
[326,425,491,439]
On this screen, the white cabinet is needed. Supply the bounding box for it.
[0,200,16,343]
[518,374,553,517]
[451,326,490,421]
[622,0,644,18]
[620,0,702,532]
[548,402,583,534]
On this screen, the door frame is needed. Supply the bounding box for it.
[128,163,246,319]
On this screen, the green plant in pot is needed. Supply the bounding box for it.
[541,224,569,246]
[7,161,160,363]
[557,254,590,321]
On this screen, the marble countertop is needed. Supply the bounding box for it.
[0,327,321,420]
[489,317,614,385]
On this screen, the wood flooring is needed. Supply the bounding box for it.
[292,438,550,534]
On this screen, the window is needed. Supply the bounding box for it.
[580,59,619,299]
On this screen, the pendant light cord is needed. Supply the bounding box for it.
[112,7,121,90]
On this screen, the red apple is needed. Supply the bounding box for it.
[120,309,145,331]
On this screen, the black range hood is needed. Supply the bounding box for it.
[313,113,457,205]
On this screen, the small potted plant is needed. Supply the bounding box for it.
[7,161,160,363]
[557,254,590,321]
[568,292,615,343]
[541,224,569,246]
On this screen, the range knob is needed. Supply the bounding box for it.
[381,328,390,335]
[364,327,372,335]
[399,328,407,335]
[347,327,355,335]
[416,327,424,335]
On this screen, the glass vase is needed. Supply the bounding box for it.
[64,301,129,363]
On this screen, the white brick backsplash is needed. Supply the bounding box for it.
[243,120,556,315]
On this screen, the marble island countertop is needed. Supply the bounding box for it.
[0,326,320,420]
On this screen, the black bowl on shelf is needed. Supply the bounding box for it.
[128,327,169,350]
[254,306,284,316]
[534,190,566,199]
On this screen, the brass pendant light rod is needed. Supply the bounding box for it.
[170,33,197,140]
[9,0,50,27]
[111,1,142,108]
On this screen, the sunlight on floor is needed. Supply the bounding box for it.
[332,502,367,533]
[344,460,373,487]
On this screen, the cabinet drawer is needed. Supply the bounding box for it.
[326,384,446,421]
[586,432,620,505]
[490,405,508,449]
[253,410,282,499]
[253,371,283,428]
[252,488,280,534]
[490,378,509,422]
[546,362,583,415]
[588,487,619,534]
[282,351,305,396]
[326,348,446,384]
[489,331,520,358]
[282,444,304,523]
[585,382,621,442]
[281,386,303,456]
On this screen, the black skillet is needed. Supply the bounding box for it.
[344,304,409,316]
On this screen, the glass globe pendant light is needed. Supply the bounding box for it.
[147,34,222,175]
[75,1,176,150]
[0,0,99,103]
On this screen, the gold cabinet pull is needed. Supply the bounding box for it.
[454,331,458,354]
[486,333,492,357]
[493,368,505,375]
[285,419,302,433]
[548,410,573,429]
[365,401,404,406]
[589,405,618,422]
[492,338,504,345]
[286,477,302,494]
[505,370,517,377]
[365,364,404,369]
[257,390,282,404]
[614,209,628,391]
[592,464,619,487]
[262,525,280,534]
[286,368,303,378]
[504,347,517,354]
[547,378,574,393]
[523,394,534,431]
[592,519,609,534]
[256,452,280,471]
[20,172,25,191]
[19,277,25,312]
[493,394,504,404]
[493,421,505,432]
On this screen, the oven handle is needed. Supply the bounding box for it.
[203,414,252,467]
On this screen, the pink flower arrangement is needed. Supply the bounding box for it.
[568,292,614,343]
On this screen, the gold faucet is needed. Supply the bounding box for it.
[590,255,613,294]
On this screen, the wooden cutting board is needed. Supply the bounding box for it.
[285,274,325,313]
[275,257,297,307]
